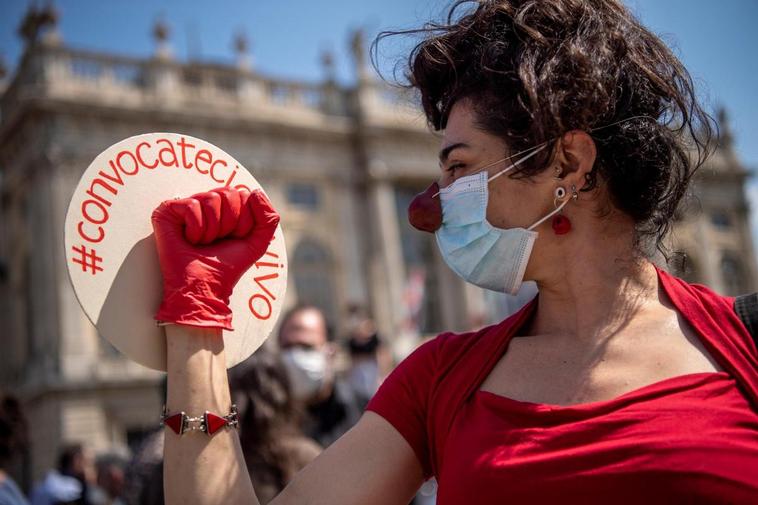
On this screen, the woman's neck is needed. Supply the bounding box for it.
[528,221,660,342]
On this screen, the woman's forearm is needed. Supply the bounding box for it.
[164,324,260,505]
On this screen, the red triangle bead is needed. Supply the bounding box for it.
[164,413,184,434]
[205,412,228,435]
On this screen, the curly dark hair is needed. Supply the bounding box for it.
[372,0,717,252]
[229,350,307,496]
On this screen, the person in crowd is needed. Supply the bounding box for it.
[229,350,322,504]
[120,433,163,505]
[345,320,384,411]
[30,444,96,505]
[155,1,758,503]
[134,464,163,505]
[276,305,363,448]
[90,458,125,505]
[0,391,29,505]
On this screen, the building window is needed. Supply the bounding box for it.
[215,74,237,93]
[721,252,747,295]
[711,211,732,229]
[287,183,319,210]
[183,69,203,87]
[292,239,336,325]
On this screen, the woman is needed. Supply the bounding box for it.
[229,350,322,504]
[155,1,758,503]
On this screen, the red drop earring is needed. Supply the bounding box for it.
[551,185,576,235]
[552,213,571,235]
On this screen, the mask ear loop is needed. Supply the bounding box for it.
[487,142,548,183]
[433,142,550,198]
[433,114,657,198]
[527,187,570,231]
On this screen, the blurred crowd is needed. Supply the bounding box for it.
[0,304,435,505]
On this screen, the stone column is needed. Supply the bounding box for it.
[145,19,180,107]
[695,207,722,292]
[53,163,101,381]
[338,175,370,313]
[433,244,469,333]
[21,164,63,386]
[25,395,61,482]
[366,160,406,344]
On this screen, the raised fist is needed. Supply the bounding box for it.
[151,187,280,330]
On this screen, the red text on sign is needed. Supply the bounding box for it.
[247,250,283,321]
[76,136,253,245]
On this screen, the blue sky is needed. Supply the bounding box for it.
[1,0,755,164]
[2,0,757,237]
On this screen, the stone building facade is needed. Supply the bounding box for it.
[1,6,756,486]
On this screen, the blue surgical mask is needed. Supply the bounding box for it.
[435,143,568,294]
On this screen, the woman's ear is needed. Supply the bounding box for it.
[555,130,596,191]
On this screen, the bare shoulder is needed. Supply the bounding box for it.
[272,412,424,505]
[655,294,726,373]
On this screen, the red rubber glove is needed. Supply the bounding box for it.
[151,187,280,330]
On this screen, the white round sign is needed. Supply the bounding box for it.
[64,133,287,371]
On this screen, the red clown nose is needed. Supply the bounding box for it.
[408,182,443,233]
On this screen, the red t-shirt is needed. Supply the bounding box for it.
[366,266,758,504]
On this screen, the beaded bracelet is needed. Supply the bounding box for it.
[160,404,239,435]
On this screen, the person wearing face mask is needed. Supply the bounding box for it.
[156,2,758,504]
[276,305,363,448]
[346,326,382,411]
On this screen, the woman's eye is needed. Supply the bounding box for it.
[448,163,465,174]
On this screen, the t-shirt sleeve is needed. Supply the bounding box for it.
[365,336,442,479]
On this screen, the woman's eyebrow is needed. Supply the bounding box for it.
[438,142,471,163]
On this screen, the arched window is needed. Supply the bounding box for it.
[721,252,747,295]
[292,239,337,325]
